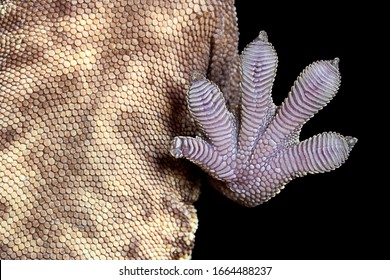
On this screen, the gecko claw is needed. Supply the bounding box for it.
[257,30,269,42]
[170,137,184,158]
[345,136,358,151]
[331,57,340,67]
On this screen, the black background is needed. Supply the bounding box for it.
[192,2,387,259]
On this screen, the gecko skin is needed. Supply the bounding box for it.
[0,0,355,259]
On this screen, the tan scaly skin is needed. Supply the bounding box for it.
[0,0,355,259]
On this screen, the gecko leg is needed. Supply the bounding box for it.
[170,31,357,207]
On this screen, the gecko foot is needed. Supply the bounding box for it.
[171,31,357,207]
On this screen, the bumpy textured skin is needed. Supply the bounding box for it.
[0,0,240,259]
[171,32,357,207]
